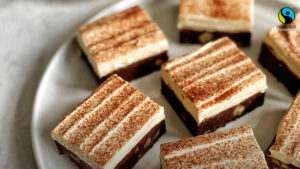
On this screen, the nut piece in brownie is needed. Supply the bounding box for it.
[259,12,300,95]
[77,6,168,82]
[177,0,253,46]
[51,74,166,169]
[160,125,268,169]
[161,37,267,135]
[265,91,300,169]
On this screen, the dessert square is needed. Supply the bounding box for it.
[51,74,166,169]
[259,12,300,95]
[77,6,168,82]
[161,37,267,135]
[160,125,268,169]
[265,91,300,169]
[177,0,253,46]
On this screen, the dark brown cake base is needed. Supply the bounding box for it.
[179,29,251,46]
[265,138,300,169]
[55,120,166,169]
[161,79,264,136]
[259,43,300,95]
[82,51,168,84]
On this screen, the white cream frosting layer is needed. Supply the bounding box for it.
[271,150,300,168]
[177,15,252,32]
[104,107,165,169]
[161,69,267,124]
[160,151,167,169]
[78,34,168,78]
[264,33,300,79]
[52,107,165,169]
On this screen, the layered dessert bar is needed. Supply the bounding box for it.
[77,6,168,83]
[259,12,300,95]
[161,37,267,135]
[177,0,253,46]
[160,125,268,169]
[51,74,166,169]
[265,91,300,169]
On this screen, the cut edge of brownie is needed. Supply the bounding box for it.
[265,138,300,169]
[82,51,169,84]
[259,43,300,95]
[161,79,264,136]
[54,120,166,169]
[179,29,251,46]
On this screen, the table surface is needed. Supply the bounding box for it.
[0,0,116,168]
[0,0,299,169]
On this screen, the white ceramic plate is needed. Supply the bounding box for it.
[31,0,299,168]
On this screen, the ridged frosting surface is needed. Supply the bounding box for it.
[270,91,300,167]
[78,6,166,62]
[160,125,268,169]
[161,37,267,123]
[51,74,164,168]
[178,0,252,21]
[177,0,253,32]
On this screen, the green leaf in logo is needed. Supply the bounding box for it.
[279,11,285,23]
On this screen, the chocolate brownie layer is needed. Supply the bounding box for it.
[265,138,300,169]
[55,120,166,169]
[179,29,251,46]
[259,43,300,95]
[82,51,168,83]
[161,79,264,136]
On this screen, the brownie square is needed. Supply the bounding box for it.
[161,37,267,135]
[77,6,168,82]
[259,12,300,95]
[177,0,253,46]
[265,92,300,169]
[51,74,166,169]
[160,125,268,169]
